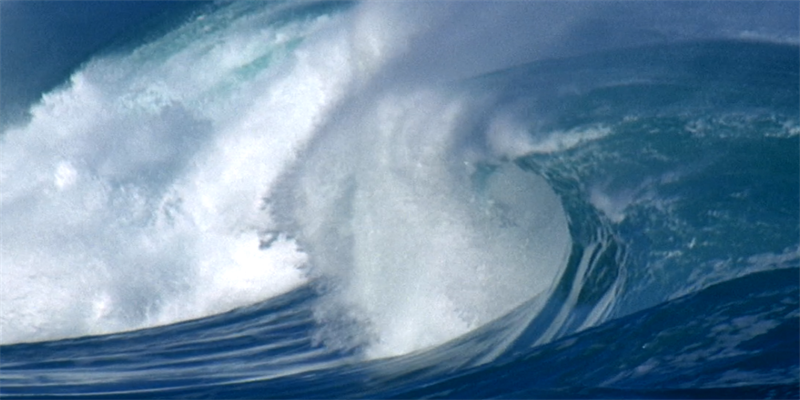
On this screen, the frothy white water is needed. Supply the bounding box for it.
[1,0,573,353]
[0,1,361,344]
[279,87,571,358]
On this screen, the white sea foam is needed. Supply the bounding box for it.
[4,0,565,353]
[0,2,354,344]
[282,87,571,359]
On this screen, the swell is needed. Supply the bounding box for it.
[0,286,346,397]
[467,39,799,316]
[3,266,795,398]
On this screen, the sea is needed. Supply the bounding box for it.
[1,1,798,398]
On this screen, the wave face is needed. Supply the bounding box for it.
[1,1,798,398]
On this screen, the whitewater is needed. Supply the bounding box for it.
[1,1,798,398]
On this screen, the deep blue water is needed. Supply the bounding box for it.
[1,2,798,398]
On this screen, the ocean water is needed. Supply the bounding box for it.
[1,1,798,398]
